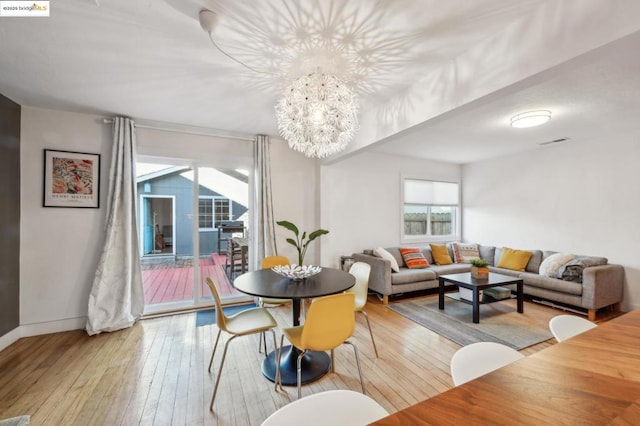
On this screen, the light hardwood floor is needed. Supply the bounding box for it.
[0,295,606,425]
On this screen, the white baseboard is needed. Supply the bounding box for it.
[20,317,86,337]
[0,317,86,352]
[0,327,22,352]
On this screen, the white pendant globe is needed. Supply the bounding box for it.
[275,70,359,158]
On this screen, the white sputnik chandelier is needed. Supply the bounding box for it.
[275,69,360,159]
[199,9,361,158]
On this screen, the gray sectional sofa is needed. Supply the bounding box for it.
[352,244,624,320]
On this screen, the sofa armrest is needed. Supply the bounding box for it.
[581,264,624,310]
[353,253,392,302]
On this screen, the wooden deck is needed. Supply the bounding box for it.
[141,253,240,305]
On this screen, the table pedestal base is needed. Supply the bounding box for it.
[261,345,330,386]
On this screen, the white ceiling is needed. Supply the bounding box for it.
[372,30,640,164]
[1,0,639,164]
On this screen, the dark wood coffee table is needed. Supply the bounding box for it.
[438,272,523,323]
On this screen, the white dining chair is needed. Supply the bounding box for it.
[347,262,378,358]
[450,342,524,386]
[549,314,597,342]
[261,390,388,426]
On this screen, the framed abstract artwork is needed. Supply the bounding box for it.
[43,149,101,208]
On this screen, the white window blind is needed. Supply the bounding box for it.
[404,179,458,206]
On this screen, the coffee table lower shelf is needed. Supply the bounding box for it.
[446,292,516,305]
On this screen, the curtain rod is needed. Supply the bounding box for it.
[102,118,255,141]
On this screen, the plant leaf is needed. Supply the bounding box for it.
[277,220,299,236]
[285,238,299,249]
[308,229,329,242]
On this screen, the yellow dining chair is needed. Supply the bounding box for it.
[276,292,365,399]
[205,278,278,411]
[260,255,291,305]
[347,262,379,358]
[257,255,291,353]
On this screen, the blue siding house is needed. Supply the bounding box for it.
[136,166,248,259]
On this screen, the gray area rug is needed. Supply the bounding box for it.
[388,296,553,350]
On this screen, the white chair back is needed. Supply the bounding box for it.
[549,314,597,342]
[348,262,371,310]
[450,342,524,386]
[261,390,388,426]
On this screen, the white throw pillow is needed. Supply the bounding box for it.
[374,247,400,272]
[539,253,576,277]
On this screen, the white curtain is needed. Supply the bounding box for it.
[86,117,144,335]
[254,135,278,262]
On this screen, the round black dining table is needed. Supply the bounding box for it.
[233,267,355,385]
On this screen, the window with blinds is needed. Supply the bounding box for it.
[402,178,459,241]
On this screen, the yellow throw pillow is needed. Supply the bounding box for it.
[497,247,532,271]
[430,244,453,265]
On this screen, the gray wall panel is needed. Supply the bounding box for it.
[0,93,21,337]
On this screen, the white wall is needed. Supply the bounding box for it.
[462,128,640,312]
[320,151,461,268]
[268,137,320,265]
[20,107,111,333]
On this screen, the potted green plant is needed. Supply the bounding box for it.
[470,258,490,279]
[277,220,329,266]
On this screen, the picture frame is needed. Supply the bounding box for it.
[43,149,101,208]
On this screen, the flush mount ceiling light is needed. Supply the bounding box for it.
[275,69,359,159]
[510,110,552,128]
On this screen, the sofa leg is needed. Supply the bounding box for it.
[383,295,389,305]
[612,302,622,312]
[588,309,597,321]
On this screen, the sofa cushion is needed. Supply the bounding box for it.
[391,268,437,285]
[495,247,542,273]
[539,253,576,277]
[430,244,453,265]
[520,272,583,296]
[451,242,480,263]
[430,264,472,276]
[374,247,400,272]
[479,245,496,266]
[558,256,608,283]
[400,247,429,269]
[525,250,544,273]
[420,247,434,264]
[497,247,533,272]
[488,266,521,278]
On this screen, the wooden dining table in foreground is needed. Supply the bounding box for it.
[372,309,640,425]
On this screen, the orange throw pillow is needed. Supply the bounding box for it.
[399,247,429,269]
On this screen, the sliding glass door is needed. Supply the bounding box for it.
[137,160,251,314]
